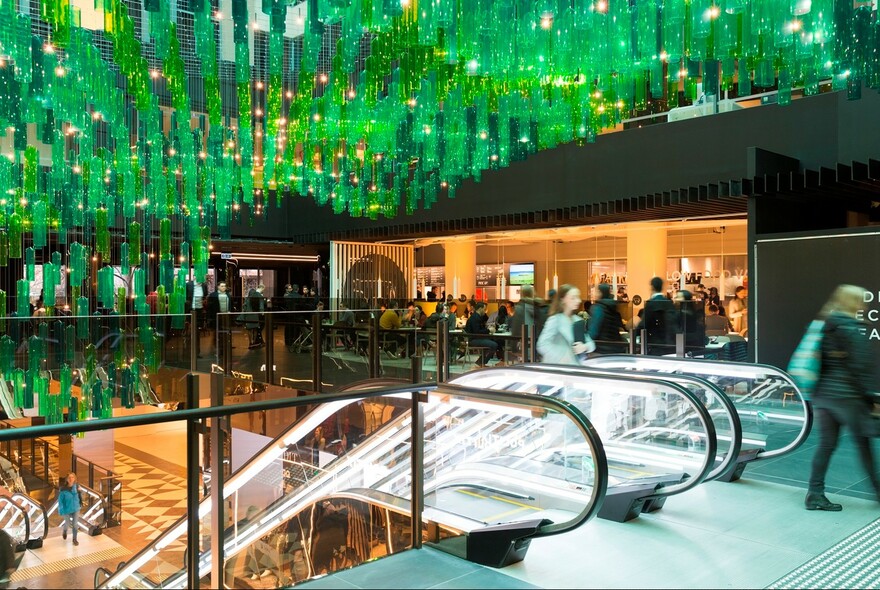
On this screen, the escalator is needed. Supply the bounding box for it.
[11,492,47,548]
[0,495,29,552]
[519,363,744,482]
[450,366,719,521]
[581,355,812,480]
[98,380,608,588]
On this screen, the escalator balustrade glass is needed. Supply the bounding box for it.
[520,364,742,482]
[0,495,29,551]
[11,493,47,547]
[450,367,718,505]
[582,356,811,461]
[100,384,605,589]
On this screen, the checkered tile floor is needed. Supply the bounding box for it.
[768,517,880,589]
[110,452,188,555]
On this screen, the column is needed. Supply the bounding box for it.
[443,238,476,301]
[626,224,668,305]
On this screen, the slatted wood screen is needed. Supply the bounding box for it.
[330,241,414,311]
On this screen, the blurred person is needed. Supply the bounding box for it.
[616,286,629,303]
[674,290,706,352]
[635,277,677,355]
[537,284,595,365]
[728,286,748,335]
[205,282,232,357]
[806,285,879,512]
[588,283,627,355]
[242,284,266,348]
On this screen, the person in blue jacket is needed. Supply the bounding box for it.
[58,472,82,546]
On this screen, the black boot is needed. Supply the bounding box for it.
[805,493,843,511]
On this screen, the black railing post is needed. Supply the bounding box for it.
[190,310,198,371]
[410,389,424,549]
[265,314,275,385]
[410,355,422,383]
[437,319,447,383]
[186,373,200,589]
[312,312,322,392]
[640,328,648,355]
[369,314,379,379]
[209,372,225,588]
[527,324,536,363]
[223,313,232,375]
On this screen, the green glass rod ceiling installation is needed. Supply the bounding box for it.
[0,0,874,421]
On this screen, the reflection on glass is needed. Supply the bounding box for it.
[451,369,715,497]
[582,356,809,460]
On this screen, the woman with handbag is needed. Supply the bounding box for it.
[806,284,879,511]
[537,284,596,365]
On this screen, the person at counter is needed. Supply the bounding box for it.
[728,286,748,335]
[465,301,499,367]
[588,283,627,355]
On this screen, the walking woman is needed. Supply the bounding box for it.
[537,284,594,365]
[58,472,82,545]
[806,284,879,511]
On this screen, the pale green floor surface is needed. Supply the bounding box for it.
[300,476,880,590]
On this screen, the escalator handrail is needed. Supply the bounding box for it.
[10,493,48,540]
[435,382,608,538]
[450,366,718,502]
[582,355,814,460]
[521,363,744,482]
[0,496,29,548]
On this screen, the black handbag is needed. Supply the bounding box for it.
[861,403,880,437]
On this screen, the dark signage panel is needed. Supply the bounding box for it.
[755,231,880,370]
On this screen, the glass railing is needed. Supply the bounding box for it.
[582,356,811,473]
[214,310,536,391]
[521,363,742,483]
[449,366,717,522]
[94,375,605,588]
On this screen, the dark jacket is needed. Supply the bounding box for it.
[588,299,627,354]
[639,295,677,354]
[241,289,265,329]
[465,312,490,336]
[205,290,232,326]
[423,312,445,331]
[814,311,876,406]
